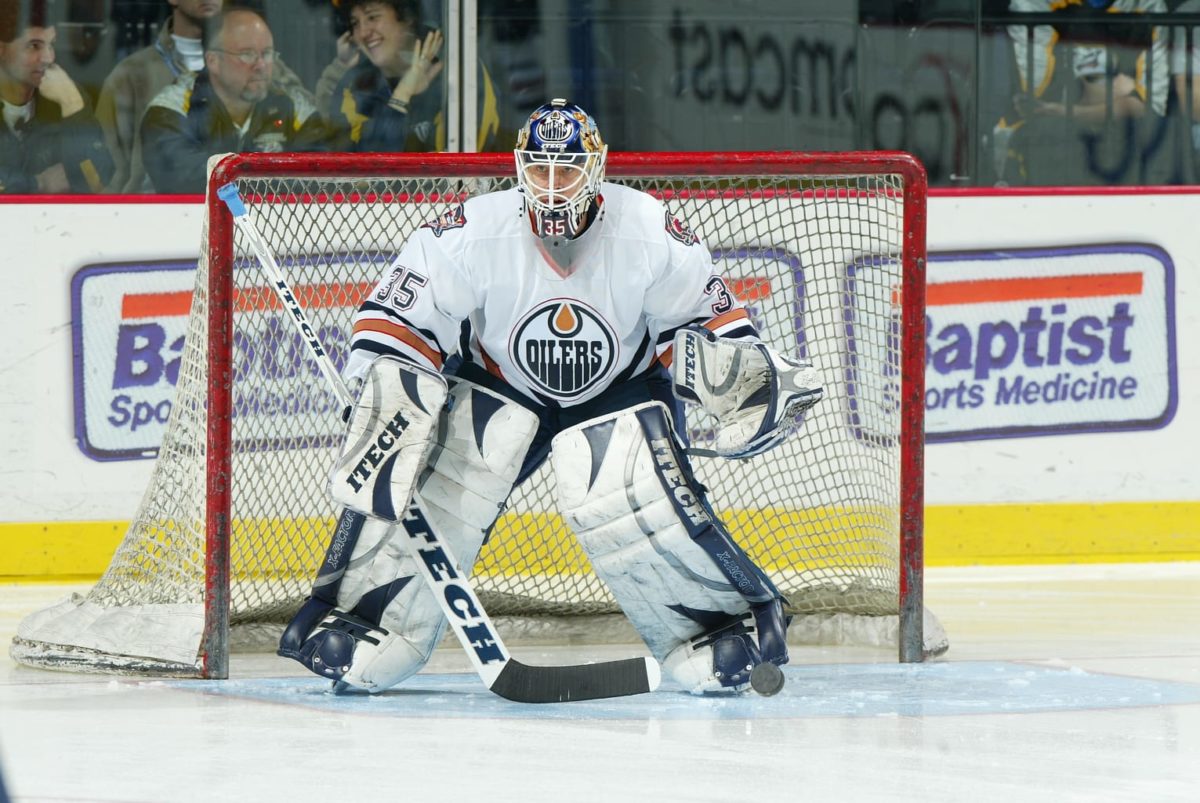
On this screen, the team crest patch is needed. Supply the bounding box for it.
[535,110,574,145]
[422,204,467,237]
[510,299,618,400]
[665,211,699,246]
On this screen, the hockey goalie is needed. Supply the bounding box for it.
[277,98,824,696]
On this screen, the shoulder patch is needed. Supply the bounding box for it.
[422,203,467,237]
[147,75,196,114]
[665,210,699,246]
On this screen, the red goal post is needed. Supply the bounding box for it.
[12,151,936,679]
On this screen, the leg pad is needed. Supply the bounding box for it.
[552,402,790,693]
[279,380,538,692]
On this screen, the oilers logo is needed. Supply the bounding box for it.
[665,211,700,246]
[421,204,467,237]
[511,300,618,399]
[535,110,574,146]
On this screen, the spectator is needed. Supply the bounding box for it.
[0,3,113,193]
[98,1,315,193]
[1005,0,1168,114]
[994,0,1169,184]
[319,0,504,152]
[1170,0,1200,151]
[1014,44,1150,122]
[140,8,327,194]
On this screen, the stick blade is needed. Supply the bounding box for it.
[489,656,660,703]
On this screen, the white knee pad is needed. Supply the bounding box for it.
[551,402,784,694]
[293,380,538,692]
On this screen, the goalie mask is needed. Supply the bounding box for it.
[514,98,607,241]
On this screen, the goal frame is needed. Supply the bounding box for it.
[201,150,929,678]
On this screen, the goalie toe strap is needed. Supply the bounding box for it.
[319,608,388,646]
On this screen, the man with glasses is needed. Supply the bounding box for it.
[140,7,326,193]
[97,1,313,193]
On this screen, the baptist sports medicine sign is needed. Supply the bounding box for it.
[923,244,1177,441]
[71,243,1175,459]
[72,262,195,460]
[71,260,364,461]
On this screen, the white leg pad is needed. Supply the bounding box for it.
[329,355,447,521]
[551,402,756,663]
[322,380,538,692]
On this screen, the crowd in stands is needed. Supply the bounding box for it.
[1,0,508,194]
[992,0,1200,186]
[4,0,1200,193]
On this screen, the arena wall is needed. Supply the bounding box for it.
[0,187,1197,578]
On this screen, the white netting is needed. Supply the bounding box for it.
[13,160,939,675]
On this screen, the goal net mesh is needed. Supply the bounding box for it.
[14,159,932,674]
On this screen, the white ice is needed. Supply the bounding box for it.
[1,562,1198,802]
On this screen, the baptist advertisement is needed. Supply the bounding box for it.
[71,260,368,460]
[3,191,1198,556]
[70,242,1176,461]
[923,244,1176,441]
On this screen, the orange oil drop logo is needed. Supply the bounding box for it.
[552,303,579,336]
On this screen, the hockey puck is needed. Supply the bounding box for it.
[750,662,785,696]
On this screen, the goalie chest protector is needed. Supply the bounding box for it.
[350,183,754,408]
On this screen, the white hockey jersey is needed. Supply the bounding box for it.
[346,182,756,407]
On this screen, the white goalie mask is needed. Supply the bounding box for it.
[514,98,607,240]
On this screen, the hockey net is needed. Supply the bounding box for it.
[12,152,945,677]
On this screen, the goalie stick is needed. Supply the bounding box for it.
[217,182,660,703]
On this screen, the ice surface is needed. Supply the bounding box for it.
[2,563,1198,802]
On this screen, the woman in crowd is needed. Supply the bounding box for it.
[319,0,504,152]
